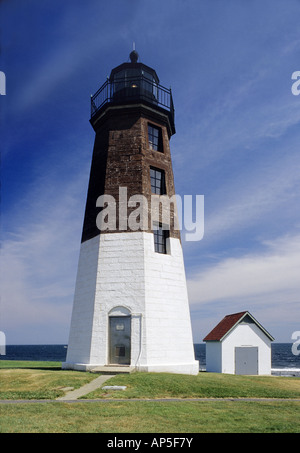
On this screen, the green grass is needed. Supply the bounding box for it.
[1,361,300,400]
[0,400,299,433]
[0,361,300,433]
[0,360,62,369]
[0,362,96,400]
[84,370,300,400]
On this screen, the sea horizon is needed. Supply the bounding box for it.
[1,343,300,376]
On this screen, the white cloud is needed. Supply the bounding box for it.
[188,235,300,303]
[0,156,89,343]
[202,143,300,243]
[187,233,300,341]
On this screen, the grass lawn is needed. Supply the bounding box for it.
[0,361,300,433]
[0,360,62,369]
[0,400,300,433]
[0,361,96,400]
[84,370,300,399]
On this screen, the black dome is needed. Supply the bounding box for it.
[129,50,139,63]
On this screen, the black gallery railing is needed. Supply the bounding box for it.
[91,75,174,123]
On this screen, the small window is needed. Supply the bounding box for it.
[153,224,169,254]
[150,167,166,195]
[148,124,162,152]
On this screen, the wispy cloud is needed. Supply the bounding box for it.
[12,2,129,113]
[173,26,300,172]
[1,152,89,343]
[187,233,300,341]
[16,36,103,113]
[204,148,300,243]
[188,233,300,304]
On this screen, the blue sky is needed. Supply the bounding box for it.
[1,0,300,344]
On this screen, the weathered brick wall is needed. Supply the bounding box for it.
[82,104,180,242]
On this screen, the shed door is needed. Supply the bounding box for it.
[235,347,258,375]
[109,316,131,365]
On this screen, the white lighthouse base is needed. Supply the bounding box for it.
[62,363,199,375]
[135,363,199,375]
[63,232,199,375]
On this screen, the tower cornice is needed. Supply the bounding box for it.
[90,102,175,137]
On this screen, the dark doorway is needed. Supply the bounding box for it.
[109,316,131,365]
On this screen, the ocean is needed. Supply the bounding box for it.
[1,343,299,376]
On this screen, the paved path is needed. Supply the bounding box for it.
[55,374,115,401]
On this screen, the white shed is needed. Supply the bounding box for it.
[203,311,274,375]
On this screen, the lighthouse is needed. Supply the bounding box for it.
[63,51,199,375]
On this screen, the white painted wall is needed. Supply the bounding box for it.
[205,322,272,375]
[64,234,101,366]
[63,231,199,375]
[222,323,272,375]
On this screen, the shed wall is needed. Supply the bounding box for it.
[221,323,272,374]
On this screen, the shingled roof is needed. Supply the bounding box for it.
[203,311,274,342]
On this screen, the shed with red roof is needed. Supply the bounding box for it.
[203,311,274,375]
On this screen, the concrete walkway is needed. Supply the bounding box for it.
[56,374,115,401]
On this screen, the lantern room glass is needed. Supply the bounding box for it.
[111,67,158,102]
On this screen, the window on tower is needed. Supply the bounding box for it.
[148,124,163,152]
[153,223,169,254]
[150,167,166,195]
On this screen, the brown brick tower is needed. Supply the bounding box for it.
[82,50,178,241]
[63,51,198,374]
